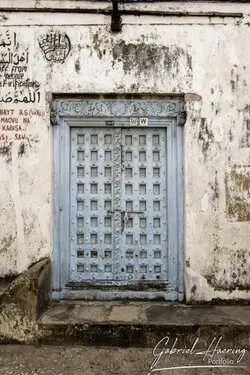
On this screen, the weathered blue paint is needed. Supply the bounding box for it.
[52,99,184,300]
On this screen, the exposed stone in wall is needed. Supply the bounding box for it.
[0,258,51,343]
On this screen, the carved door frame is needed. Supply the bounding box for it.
[51,98,185,301]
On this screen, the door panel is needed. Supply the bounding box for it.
[70,126,168,286]
[70,127,115,282]
[120,128,168,282]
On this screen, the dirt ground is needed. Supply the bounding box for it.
[0,345,250,375]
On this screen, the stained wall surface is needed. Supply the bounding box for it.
[0,1,249,302]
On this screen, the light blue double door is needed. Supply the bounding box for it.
[70,126,168,283]
[52,99,184,300]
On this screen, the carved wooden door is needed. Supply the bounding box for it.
[52,99,184,300]
[70,126,168,285]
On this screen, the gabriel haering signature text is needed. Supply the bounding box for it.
[150,336,247,372]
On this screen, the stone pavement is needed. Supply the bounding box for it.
[1,302,250,374]
[0,345,250,375]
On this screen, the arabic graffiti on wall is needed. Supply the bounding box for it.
[0,30,41,104]
[39,31,71,63]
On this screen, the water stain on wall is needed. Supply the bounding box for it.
[0,143,12,163]
[91,31,193,81]
[0,234,16,254]
[230,65,240,93]
[18,142,27,158]
[209,170,219,204]
[74,58,81,74]
[204,248,250,292]
[240,105,250,148]
[198,118,214,161]
[112,40,192,76]
[225,165,250,221]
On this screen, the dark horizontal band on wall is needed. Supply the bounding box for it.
[0,7,244,18]
[107,0,250,2]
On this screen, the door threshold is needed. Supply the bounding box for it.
[52,288,184,301]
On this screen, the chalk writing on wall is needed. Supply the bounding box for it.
[0,108,44,142]
[39,31,71,63]
[0,30,41,104]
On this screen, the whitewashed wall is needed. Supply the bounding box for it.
[0,1,249,302]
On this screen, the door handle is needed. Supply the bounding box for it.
[121,210,126,233]
[107,210,144,232]
[107,210,143,214]
[123,211,129,225]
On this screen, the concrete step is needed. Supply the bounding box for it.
[38,301,250,350]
